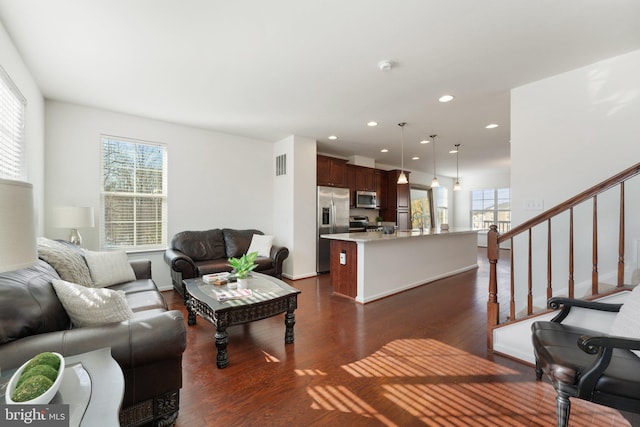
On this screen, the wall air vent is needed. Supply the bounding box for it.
[276,153,287,176]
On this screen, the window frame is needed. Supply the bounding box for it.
[471,187,511,233]
[99,135,168,250]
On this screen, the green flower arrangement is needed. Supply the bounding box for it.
[227,251,259,279]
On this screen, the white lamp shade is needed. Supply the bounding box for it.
[397,172,408,184]
[0,178,37,273]
[52,206,95,229]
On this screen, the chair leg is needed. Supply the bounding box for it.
[555,392,571,427]
[535,359,543,380]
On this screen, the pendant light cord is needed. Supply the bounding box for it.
[430,134,437,178]
[399,122,406,173]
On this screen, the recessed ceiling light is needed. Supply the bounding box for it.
[378,60,393,71]
[412,156,420,160]
[380,148,389,153]
[439,95,454,103]
[367,121,378,127]
[420,139,430,144]
[485,123,499,129]
[328,135,338,140]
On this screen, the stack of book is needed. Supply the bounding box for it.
[216,289,253,301]
[202,272,230,285]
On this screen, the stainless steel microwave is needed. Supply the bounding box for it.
[355,191,377,209]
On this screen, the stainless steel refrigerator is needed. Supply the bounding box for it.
[317,186,350,273]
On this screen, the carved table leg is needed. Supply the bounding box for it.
[284,309,296,344]
[186,297,197,326]
[556,392,571,427]
[535,359,543,380]
[215,326,229,368]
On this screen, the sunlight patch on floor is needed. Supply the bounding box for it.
[302,338,630,426]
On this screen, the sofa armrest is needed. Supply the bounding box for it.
[269,245,289,277]
[164,248,198,279]
[0,311,187,370]
[129,259,152,280]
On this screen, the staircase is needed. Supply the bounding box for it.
[487,162,640,364]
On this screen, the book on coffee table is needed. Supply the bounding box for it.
[216,289,252,301]
[203,272,230,285]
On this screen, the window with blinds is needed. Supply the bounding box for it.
[100,136,167,249]
[0,65,26,180]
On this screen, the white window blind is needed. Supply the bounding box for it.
[0,65,26,180]
[100,135,167,249]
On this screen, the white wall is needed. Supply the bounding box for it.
[44,101,276,289]
[274,135,317,279]
[0,20,45,235]
[510,49,640,309]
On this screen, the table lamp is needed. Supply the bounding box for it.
[52,206,95,246]
[0,178,37,273]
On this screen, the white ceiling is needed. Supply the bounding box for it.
[1,0,639,178]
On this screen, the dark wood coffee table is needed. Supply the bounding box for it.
[183,273,301,368]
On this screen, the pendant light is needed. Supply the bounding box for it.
[397,122,408,184]
[430,134,439,187]
[453,143,461,191]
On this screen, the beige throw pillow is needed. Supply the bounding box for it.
[51,279,134,327]
[247,234,273,258]
[609,285,640,357]
[37,237,93,287]
[83,250,136,288]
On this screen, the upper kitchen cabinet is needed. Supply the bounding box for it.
[374,169,387,209]
[317,155,348,188]
[347,165,356,207]
[355,166,375,191]
[347,164,379,207]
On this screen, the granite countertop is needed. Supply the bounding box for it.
[321,228,477,243]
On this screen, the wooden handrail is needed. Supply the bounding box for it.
[497,162,640,244]
[487,161,640,351]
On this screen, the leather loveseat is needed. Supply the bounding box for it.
[164,228,289,299]
[0,240,187,427]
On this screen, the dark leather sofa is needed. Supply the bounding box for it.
[164,228,289,299]
[0,257,187,427]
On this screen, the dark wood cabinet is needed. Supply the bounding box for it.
[374,170,387,209]
[382,170,411,230]
[347,164,357,207]
[317,155,347,188]
[397,177,410,209]
[329,239,357,298]
[355,166,375,191]
[346,164,379,207]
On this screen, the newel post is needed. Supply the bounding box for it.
[487,225,500,350]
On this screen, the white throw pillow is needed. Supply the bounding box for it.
[609,285,640,357]
[52,279,134,327]
[83,250,136,288]
[247,234,274,258]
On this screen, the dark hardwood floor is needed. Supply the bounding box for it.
[164,250,630,426]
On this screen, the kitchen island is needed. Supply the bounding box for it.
[321,228,478,303]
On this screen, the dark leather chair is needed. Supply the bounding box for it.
[531,297,640,427]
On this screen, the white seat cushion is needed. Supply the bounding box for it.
[609,285,640,357]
